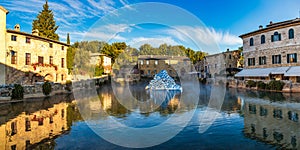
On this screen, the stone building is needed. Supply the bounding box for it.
[203,49,241,78]
[138,55,191,78]
[90,53,112,74]
[236,18,300,82]
[244,97,300,149]
[0,6,69,85]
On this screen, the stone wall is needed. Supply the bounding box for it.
[0,83,66,98]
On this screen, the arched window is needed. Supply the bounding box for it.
[272,32,281,42]
[261,35,265,44]
[250,38,254,46]
[289,28,294,39]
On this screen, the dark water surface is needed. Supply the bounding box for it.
[1,82,300,149]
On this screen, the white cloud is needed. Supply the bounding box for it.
[127,37,179,48]
[166,26,242,47]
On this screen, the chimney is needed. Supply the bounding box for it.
[269,21,273,25]
[227,48,229,52]
[32,29,39,36]
[14,24,20,31]
[259,25,263,29]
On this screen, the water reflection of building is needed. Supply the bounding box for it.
[0,102,69,150]
[244,98,300,149]
[88,86,182,117]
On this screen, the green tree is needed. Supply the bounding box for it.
[139,44,153,55]
[32,0,59,40]
[67,46,76,74]
[67,33,70,45]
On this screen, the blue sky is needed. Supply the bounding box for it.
[1,0,300,54]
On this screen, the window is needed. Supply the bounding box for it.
[11,121,17,135]
[11,145,16,150]
[62,109,65,118]
[50,116,53,124]
[140,60,143,65]
[248,58,255,66]
[272,55,281,64]
[146,60,149,65]
[271,32,281,42]
[263,128,268,138]
[288,111,298,122]
[61,46,64,50]
[49,43,53,48]
[25,53,31,65]
[25,118,31,131]
[261,35,265,44]
[289,28,294,39]
[26,37,31,43]
[61,74,64,81]
[61,58,64,68]
[229,54,232,59]
[250,38,254,46]
[38,56,44,64]
[11,51,17,64]
[249,104,256,114]
[38,118,43,126]
[273,109,283,119]
[11,35,17,41]
[155,60,158,65]
[49,56,53,65]
[259,56,267,65]
[251,124,255,133]
[273,131,283,142]
[287,53,297,63]
[260,106,268,116]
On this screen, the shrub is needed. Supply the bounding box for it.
[267,80,285,91]
[65,80,72,91]
[42,82,52,96]
[246,80,257,88]
[11,84,24,100]
[199,78,207,84]
[218,80,224,85]
[257,81,266,90]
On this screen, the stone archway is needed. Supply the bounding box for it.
[44,73,54,82]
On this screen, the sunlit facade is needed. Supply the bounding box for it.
[0,6,69,85]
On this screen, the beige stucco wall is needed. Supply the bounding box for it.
[0,102,68,150]
[5,31,68,84]
[0,7,8,84]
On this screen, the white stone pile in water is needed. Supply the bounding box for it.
[145,70,182,91]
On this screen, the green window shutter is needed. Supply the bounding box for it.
[295,53,298,62]
[279,34,281,41]
[279,55,281,63]
[272,55,274,64]
[271,35,274,42]
[287,54,290,63]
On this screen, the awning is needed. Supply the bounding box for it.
[270,67,290,74]
[284,66,300,76]
[235,68,272,77]
[235,67,290,77]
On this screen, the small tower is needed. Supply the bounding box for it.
[14,24,20,31]
[32,29,39,36]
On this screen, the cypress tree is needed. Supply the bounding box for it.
[67,33,70,45]
[32,0,59,40]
